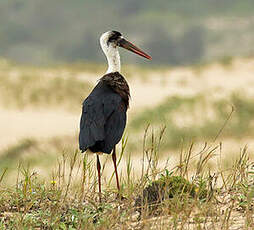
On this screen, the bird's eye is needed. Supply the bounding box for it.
[108,36,117,43]
[108,32,121,43]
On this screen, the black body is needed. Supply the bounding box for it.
[79,72,130,154]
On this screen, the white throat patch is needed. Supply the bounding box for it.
[100,31,121,73]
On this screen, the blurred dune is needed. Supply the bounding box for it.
[0,57,254,152]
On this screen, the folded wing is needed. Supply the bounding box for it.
[79,83,127,154]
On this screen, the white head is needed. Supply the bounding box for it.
[100,31,122,73]
[100,30,152,74]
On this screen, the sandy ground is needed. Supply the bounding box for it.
[0,109,79,149]
[1,58,254,150]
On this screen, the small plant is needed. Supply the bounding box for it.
[135,173,209,214]
[136,175,194,204]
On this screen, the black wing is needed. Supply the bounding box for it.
[79,82,127,154]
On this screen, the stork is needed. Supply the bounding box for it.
[79,31,151,202]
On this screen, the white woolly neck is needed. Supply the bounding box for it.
[100,33,121,74]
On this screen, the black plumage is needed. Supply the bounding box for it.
[78,30,151,202]
[79,72,130,154]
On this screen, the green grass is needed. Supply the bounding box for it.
[0,130,253,229]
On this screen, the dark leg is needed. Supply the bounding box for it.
[112,146,120,193]
[96,154,102,202]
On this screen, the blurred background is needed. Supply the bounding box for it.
[1,0,254,66]
[1,0,254,183]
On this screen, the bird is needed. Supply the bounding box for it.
[79,30,151,202]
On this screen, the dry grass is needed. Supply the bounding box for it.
[0,127,253,229]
